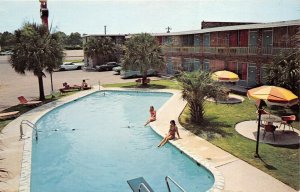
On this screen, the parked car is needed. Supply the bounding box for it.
[112,66,122,75]
[59,62,85,71]
[96,62,120,71]
[0,51,13,55]
[120,69,157,79]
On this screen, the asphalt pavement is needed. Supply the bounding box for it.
[0,55,138,111]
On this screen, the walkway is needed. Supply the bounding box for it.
[235,120,300,145]
[0,88,296,192]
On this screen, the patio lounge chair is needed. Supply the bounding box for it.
[0,111,20,120]
[18,96,42,106]
[59,82,82,94]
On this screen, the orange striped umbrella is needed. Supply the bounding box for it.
[247,86,298,107]
[212,70,239,82]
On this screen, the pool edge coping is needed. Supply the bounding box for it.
[18,87,224,192]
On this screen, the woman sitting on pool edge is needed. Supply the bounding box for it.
[144,106,156,126]
[158,120,181,147]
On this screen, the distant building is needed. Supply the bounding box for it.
[83,19,299,87]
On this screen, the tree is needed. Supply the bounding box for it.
[122,33,164,85]
[55,31,68,46]
[177,71,226,123]
[10,23,64,100]
[266,28,300,98]
[84,37,117,66]
[0,31,15,49]
[67,32,82,47]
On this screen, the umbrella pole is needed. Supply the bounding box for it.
[255,100,263,158]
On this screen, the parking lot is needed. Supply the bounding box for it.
[0,55,141,111]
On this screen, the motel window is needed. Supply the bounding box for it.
[183,58,193,72]
[203,33,210,47]
[203,59,210,71]
[249,31,257,46]
[193,59,201,71]
[194,34,201,47]
[263,30,273,47]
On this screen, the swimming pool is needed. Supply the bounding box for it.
[31,91,214,191]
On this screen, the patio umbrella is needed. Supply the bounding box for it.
[247,85,298,157]
[247,86,298,107]
[212,70,239,82]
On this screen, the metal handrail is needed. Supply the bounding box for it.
[20,120,38,141]
[165,176,186,192]
[138,183,151,192]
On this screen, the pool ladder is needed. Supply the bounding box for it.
[20,120,38,141]
[165,176,186,192]
[128,176,186,192]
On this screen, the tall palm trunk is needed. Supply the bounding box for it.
[142,71,148,85]
[38,73,45,101]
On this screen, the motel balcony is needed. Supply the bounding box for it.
[161,46,295,57]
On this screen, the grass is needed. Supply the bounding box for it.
[179,98,300,190]
[0,91,78,132]
[103,79,181,89]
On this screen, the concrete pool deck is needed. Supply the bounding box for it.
[0,87,296,192]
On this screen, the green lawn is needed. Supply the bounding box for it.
[103,79,181,90]
[180,99,300,190]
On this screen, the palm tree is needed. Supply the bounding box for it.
[122,33,164,85]
[267,28,300,98]
[177,71,226,123]
[10,23,64,100]
[84,37,117,67]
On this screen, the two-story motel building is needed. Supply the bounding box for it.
[83,19,299,88]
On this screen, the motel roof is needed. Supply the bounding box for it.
[153,19,300,36]
[83,19,300,38]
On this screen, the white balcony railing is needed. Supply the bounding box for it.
[161,46,295,56]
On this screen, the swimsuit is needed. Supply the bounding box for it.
[169,126,177,140]
[150,110,156,117]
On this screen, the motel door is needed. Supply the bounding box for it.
[247,64,257,87]
[193,59,201,71]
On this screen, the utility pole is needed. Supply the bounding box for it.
[166,26,172,33]
[104,25,107,35]
[39,0,54,97]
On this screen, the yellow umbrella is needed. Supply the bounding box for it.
[247,85,298,157]
[247,86,298,107]
[212,70,239,82]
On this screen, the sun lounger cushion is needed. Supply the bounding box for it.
[0,111,20,120]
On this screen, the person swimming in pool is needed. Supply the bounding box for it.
[157,120,180,147]
[144,106,156,126]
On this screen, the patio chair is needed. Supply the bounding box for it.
[262,124,277,141]
[0,111,20,120]
[59,82,82,94]
[18,96,42,106]
[279,115,296,132]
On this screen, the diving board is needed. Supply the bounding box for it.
[127,177,154,192]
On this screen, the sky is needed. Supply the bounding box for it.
[0,0,299,35]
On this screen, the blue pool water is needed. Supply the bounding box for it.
[31,91,214,192]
